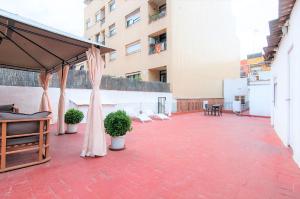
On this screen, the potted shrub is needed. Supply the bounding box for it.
[104,110,132,150]
[65,109,84,134]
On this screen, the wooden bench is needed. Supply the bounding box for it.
[0,117,51,173]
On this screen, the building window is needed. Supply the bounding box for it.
[110,51,117,61]
[158,97,166,114]
[126,72,141,80]
[86,18,92,29]
[159,4,167,13]
[149,1,167,23]
[160,70,167,82]
[126,40,141,55]
[101,55,106,66]
[126,8,140,28]
[109,23,116,37]
[95,12,101,22]
[100,30,105,45]
[109,0,116,12]
[99,7,105,24]
[149,32,167,54]
[95,33,100,43]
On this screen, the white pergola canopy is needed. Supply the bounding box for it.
[0,9,113,73]
[0,9,111,156]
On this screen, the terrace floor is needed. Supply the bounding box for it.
[1,113,300,199]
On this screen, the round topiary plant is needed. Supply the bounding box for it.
[104,110,132,137]
[65,109,84,124]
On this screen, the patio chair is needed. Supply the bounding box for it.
[144,109,170,120]
[0,111,51,173]
[214,105,223,116]
[204,104,213,116]
[0,104,19,113]
[137,113,153,123]
[219,105,223,116]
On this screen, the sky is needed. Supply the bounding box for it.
[0,0,278,59]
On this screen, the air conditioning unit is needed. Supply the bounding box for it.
[233,100,241,113]
[282,20,289,35]
[282,26,288,35]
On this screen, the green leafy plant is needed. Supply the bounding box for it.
[104,110,132,137]
[64,109,84,124]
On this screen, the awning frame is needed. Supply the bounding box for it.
[0,9,114,74]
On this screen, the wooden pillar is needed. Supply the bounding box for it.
[45,120,50,158]
[38,120,44,161]
[1,122,7,170]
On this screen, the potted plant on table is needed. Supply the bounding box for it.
[65,109,84,134]
[104,110,132,151]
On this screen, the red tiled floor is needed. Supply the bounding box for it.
[1,113,300,199]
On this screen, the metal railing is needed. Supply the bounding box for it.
[149,10,166,23]
[149,42,167,54]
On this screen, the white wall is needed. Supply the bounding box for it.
[249,81,272,117]
[258,71,271,81]
[0,86,172,123]
[223,78,248,110]
[271,0,300,167]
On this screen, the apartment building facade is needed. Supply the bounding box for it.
[84,0,240,102]
[240,52,271,79]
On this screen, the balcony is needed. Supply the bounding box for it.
[99,7,105,25]
[149,42,167,54]
[99,40,105,45]
[148,0,166,23]
[84,0,93,5]
[100,18,105,25]
[149,66,167,83]
[96,31,105,45]
[149,31,167,55]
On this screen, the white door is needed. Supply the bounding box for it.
[287,46,295,148]
[272,80,277,126]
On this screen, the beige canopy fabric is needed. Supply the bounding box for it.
[39,72,52,112]
[0,9,113,73]
[57,65,69,135]
[81,46,107,157]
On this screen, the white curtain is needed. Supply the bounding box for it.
[81,46,107,157]
[39,71,52,112]
[57,65,69,135]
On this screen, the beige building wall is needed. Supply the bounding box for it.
[169,0,240,98]
[83,0,240,99]
[84,0,169,80]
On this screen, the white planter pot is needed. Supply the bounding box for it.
[66,124,78,134]
[110,136,126,150]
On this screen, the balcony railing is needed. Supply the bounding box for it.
[149,10,166,23]
[100,18,105,25]
[149,42,167,54]
[97,39,105,45]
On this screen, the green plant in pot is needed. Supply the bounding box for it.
[65,109,84,134]
[104,110,132,150]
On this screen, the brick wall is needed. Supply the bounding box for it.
[177,98,224,113]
